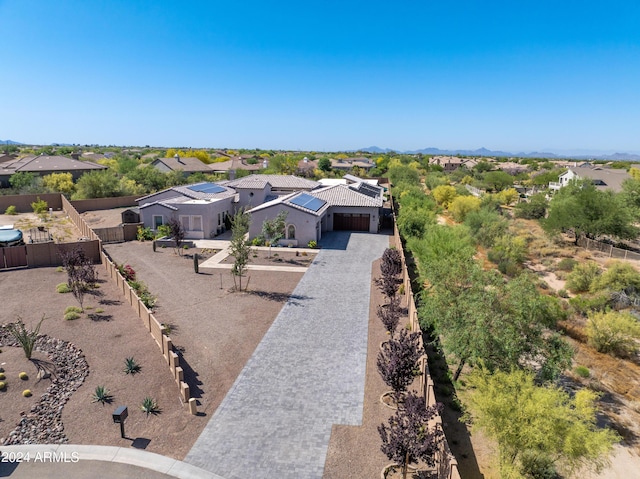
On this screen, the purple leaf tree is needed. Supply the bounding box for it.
[377,328,423,403]
[378,392,444,479]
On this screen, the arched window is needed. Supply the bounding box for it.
[287,224,296,239]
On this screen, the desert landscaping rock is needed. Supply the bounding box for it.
[0,330,89,445]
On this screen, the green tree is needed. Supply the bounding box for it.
[125,165,168,193]
[431,185,457,207]
[229,209,252,292]
[514,193,548,219]
[482,170,514,192]
[74,170,123,199]
[464,368,618,478]
[543,181,638,244]
[261,210,288,257]
[318,157,332,172]
[42,172,75,195]
[9,172,36,191]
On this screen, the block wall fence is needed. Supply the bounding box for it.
[391,197,461,479]
[59,195,196,413]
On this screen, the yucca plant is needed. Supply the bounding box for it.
[8,316,45,360]
[141,396,160,416]
[123,357,141,375]
[92,385,112,404]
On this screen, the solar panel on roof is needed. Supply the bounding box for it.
[358,183,382,198]
[289,193,326,212]
[187,182,226,194]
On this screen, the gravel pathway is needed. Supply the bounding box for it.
[184,231,390,479]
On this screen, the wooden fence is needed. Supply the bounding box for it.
[391,199,461,479]
[0,241,101,270]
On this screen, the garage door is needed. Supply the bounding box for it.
[334,213,370,231]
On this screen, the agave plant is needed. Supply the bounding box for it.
[92,385,112,404]
[141,396,160,416]
[123,357,141,375]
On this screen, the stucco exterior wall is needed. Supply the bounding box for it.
[141,197,233,239]
[236,185,271,210]
[326,206,380,233]
[248,205,320,246]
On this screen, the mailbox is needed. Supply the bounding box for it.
[113,406,128,438]
[113,406,128,424]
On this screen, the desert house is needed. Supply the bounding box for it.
[136,174,384,242]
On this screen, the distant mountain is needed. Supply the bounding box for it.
[0,139,23,145]
[356,146,640,161]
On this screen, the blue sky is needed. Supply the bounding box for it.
[1,1,639,153]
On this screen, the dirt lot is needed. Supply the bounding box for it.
[0,211,83,243]
[103,241,304,426]
[80,207,132,229]
[1,239,304,459]
[0,267,200,458]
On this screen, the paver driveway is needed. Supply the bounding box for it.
[184,231,389,479]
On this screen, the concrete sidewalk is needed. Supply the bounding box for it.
[184,231,389,479]
[0,444,224,479]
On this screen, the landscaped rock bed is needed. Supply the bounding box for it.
[0,327,89,445]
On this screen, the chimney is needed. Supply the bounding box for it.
[174,153,184,164]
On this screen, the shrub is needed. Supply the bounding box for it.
[31,197,48,214]
[251,236,265,246]
[4,205,17,215]
[92,385,112,404]
[137,226,154,241]
[590,261,640,293]
[124,357,141,375]
[155,224,171,239]
[22,389,32,397]
[558,289,569,298]
[307,240,317,249]
[117,264,136,282]
[449,195,481,222]
[565,261,601,293]
[569,293,610,316]
[8,316,45,360]
[141,396,160,415]
[0,381,6,390]
[574,365,591,378]
[64,306,83,314]
[56,266,64,273]
[556,258,578,272]
[64,311,81,321]
[19,372,28,380]
[586,310,640,357]
[57,282,71,293]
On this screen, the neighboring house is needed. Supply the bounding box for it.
[0,155,107,187]
[330,157,376,172]
[208,156,265,175]
[549,166,631,193]
[151,155,213,175]
[137,182,237,239]
[429,156,464,171]
[495,161,529,175]
[296,157,318,177]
